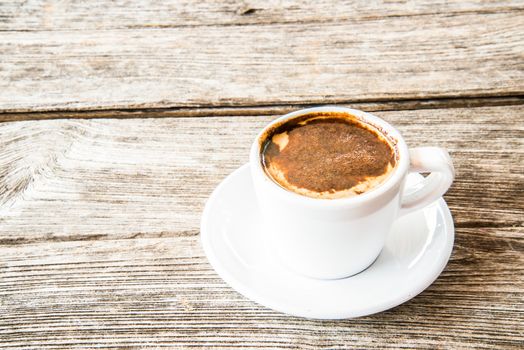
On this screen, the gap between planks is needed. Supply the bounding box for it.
[1,96,523,123]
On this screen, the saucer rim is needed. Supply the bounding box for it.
[200,163,455,319]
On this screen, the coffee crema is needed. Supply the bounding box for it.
[260,112,397,199]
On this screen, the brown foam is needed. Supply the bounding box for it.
[261,112,397,199]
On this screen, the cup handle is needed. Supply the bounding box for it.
[399,147,455,217]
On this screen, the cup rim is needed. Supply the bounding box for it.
[249,106,410,207]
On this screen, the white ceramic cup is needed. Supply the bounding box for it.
[249,106,455,279]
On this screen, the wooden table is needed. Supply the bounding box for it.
[1,1,523,348]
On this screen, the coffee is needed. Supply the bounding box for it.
[260,112,397,199]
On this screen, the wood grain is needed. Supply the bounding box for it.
[0,2,523,112]
[1,0,522,30]
[0,105,522,244]
[2,1,523,347]
[0,230,522,349]
[0,104,522,348]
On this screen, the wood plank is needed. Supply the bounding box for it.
[0,105,522,244]
[1,0,521,30]
[0,9,523,112]
[0,229,522,349]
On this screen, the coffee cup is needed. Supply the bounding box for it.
[249,106,454,279]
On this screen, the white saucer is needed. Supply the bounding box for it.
[200,164,454,319]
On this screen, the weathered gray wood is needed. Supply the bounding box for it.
[1,1,522,347]
[0,3,523,112]
[1,0,521,30]
[0,104,522,348]
[0,105,522,245]
[0,229,522,349]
